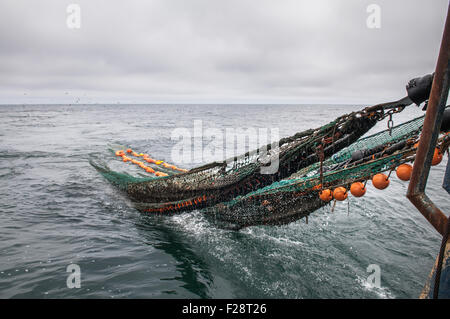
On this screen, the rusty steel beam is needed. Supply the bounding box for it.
[406,3,450,236]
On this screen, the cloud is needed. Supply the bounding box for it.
[0,0,447,104]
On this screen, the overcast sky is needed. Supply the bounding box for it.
[0,0,447,104]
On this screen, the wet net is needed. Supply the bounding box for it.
[202,114,437,229]
[94,105,398,213]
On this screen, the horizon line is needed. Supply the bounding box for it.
[0,102,368,106]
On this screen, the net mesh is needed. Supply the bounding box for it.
[202,115,428,229]
[90,104,450,230]
[292,115,424,178]
[94,105,390,212]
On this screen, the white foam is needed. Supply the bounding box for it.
[356,275,395,299]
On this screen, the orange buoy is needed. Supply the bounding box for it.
[415,142,442,166]
[145,167,155,173]
[372,173,390,189]
[432,148,443,166]
[155,172,168,177]
[319,189,333,202]
[396,164,413,181]
[333,187,348,201]
[118,148,186,173]
[350,182,366,197]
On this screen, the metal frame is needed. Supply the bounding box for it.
[406,3,450,236]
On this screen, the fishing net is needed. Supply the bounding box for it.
[202,114,443,229]
[94,104,399,213]
[292,114,425,178]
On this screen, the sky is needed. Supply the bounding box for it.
[0,0,447,104]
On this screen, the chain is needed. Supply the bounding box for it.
[388,113,394,136]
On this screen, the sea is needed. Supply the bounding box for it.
[0,103,448,298]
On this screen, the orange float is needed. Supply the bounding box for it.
[415,142,442,166]
[333,187,348,201]
[414,140,443,166]
[319,189,333,202]
[432,148,443,166]
[396,164,413,181]
[119,147,187,176]
[155,172,168,177]
[372,173,390,189]
[350,182,366,197]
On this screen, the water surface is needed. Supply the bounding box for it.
[0,104,446,298]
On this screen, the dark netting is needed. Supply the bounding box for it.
[204,149,412,229]
[292,114,424,178]
[94,105,397,213]
[202,129,450,230]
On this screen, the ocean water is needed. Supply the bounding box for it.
[0,103,447,299]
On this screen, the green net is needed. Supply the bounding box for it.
[204,148,416,230]
[202,115,427,229]
[292,115,424,179]
[94,105,392,213]
[240,114,424,197]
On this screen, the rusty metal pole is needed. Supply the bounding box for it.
[406,3,450,236]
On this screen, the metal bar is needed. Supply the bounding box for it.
[406,2,450,236]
